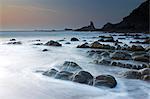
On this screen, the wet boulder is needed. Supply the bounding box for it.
[45,40,62,46]
[10,39,16,41]
[77,43,90,48]
[128,45,145,51]
[7,41,22,45]
[94,75,117,88]
[123,70,141,79]
[61,61,82,72]
[123,68,150,81]
[111,51,132,60]
[43,68,59,77]
[55,71,73,80]
[95,59,111,65]
[71,37,79,41]
[91,41,103,48]
[65,42,71,44]
[72,71,93,85]
[33,43,43,45]
[42,49,49,52]
[133,55,149,63]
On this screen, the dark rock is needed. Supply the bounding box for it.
[133,55,149,63]
[42,49,48,52]
[94,75,117,88]
[43,68,59,77]
[65,42,71,44]
[71,37,79,41]
[98,59,111,65]
[61,61,82,72]
[123,70,141,79]
[55,71,73,80]
[77,43,90,48]
[72,71,93,85]
[111,51,132,60]
[123,68,150,81]
[45,40,62,46]
[7,41,22,45]
[128,45,145,51]
[33,43,43,45]
[10,39,16,41]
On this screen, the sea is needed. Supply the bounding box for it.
[0,31,149,99]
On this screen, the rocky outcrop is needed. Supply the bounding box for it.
[75,21,97,31]
[101,0,149,33]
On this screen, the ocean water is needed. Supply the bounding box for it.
[0,31,149,99]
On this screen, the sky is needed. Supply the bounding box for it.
[0,0,144,30]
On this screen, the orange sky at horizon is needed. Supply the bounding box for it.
[0,5,62,29]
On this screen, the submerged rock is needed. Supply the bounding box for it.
[133,55,149,63]
[71,37,79,41]
[45,40,62,46]
[111,51,132,60]
[123,68,150,81]
[55,71,73,80]
[42,49,49,52]
[10,39,16,41]
[43,68,59,77]
[94,75,117,88]
[7,41,22,45]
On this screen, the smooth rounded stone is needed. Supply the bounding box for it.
[132,51,147,57]
[61,61,82,72]
[71,37,79,41]
[142,75,150,81]
[116,45,122,50]
[42,49,48,52]
[140,68,150,75]
[145,46,150,51]
[142,64,149,68]
[98,59,111,65]
[55,71,73,80]
[123,70,141,79]
[94,75,117,88]
[111,62,118,66]
[133,55,149,63]
[125,64,133,69]
[33,43,43,45]
[72,71,93,85]
[117,62,126,68]
[45,40,62,46]
[77,43,90,48]
[65,42,71,44]
[128,45,145,51]
[43,68,59,77]
[123,68,150,81]
[111,51,132,60]
[91,41,103,48]
[10,39,16,41]
[7,41,22,45]
[101,51,110,57]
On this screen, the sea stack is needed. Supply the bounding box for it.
[75,21,96,31]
